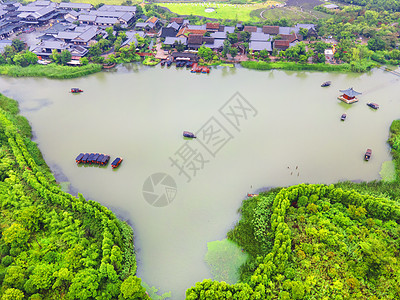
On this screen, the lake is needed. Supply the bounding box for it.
[1,65,399,299]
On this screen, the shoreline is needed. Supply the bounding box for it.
[0,59,379,80]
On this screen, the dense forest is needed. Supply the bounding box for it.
[0,93,149,299]
[336,0,400,12]
[185,121,400,299]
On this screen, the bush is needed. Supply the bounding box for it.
[1,256,13,267]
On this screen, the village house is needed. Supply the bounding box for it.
[163,36,187,47]
[206,22,219,33]
[249,41,272,52]
[30,40,68,57]
[59,3,92,12]
[121,30,144,47]
[159,27,178,39]
[262,25,279,35]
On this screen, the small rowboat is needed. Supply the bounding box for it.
[367,102,379,109]
[321,81,331,87]
[365,148,372,161]
[341,113,346,121]
[71,88,83,93]
[183,131,196,138]
[111,157,123,169]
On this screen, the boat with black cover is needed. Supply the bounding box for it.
[367,102,379,109]
[183,131,196,138]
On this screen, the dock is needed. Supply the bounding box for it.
[75,153,110,166]
[337,96,359,104]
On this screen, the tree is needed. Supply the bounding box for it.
[49,50,61,64]
[3,266,25,289]
[222,39,231,58]
[198,46,214,61]
[23,51,38,65]
[1,288,24,300]
[259,50,270,61]
[80,57,89,65]
[2,223,29,247]
[67,269,99,300]
[105,27,116,42]
[12,39,25,52]
[173,41,185,52]
[227,33,238,44]
[360,238,391,276]
[240,31,250,42]
[367,37,386,51]
[88,44,101,57]
[120,275,148,299]
[12,53,27,67]
[3,46,15,61]
[229,47,238,59]
[299,28,308,38]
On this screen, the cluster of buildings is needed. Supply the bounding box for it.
[0,0,140,62]
[0,0,318,63]
[135,17,317,54]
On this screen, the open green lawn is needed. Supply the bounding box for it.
[258,5,329,21]
[160,1,280,22]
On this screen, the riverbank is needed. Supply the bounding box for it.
[0,63,103,79]
[241,60,378,73]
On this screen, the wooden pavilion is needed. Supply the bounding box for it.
[338,88,361,104]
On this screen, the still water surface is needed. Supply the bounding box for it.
[1,65,400,299]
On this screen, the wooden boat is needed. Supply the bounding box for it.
[341,113,346,121]
[321,81,331,87]
[367,102,379,109]
[201,66,210,73]
[76,153,110,165]
[191,63,198,73]
[365,148,372,161]
[247,193,259,197]
[183,131,196,138]
[71,88,83,93]
[111,157,123,169]
[102,63,116,69]
[75,153,84,163]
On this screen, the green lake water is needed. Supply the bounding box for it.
[0,65,399,298]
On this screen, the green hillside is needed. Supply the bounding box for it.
[0,92,148,299]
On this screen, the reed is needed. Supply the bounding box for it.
[0,63,103,79]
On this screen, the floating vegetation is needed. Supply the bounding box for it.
[205,239,249,284]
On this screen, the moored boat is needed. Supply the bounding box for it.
[183,131,196,138]
[367,102,379,109]
[247,193,259,197]
[75,153,84,163]
[111,157,123,169]
[365,148,372,161]
[341,113,346,121]
[71,88,83,93]
[76,153,110,166]
[321,81,331,87]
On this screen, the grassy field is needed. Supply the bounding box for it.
[255,5,329,21]
[160,1,281,22]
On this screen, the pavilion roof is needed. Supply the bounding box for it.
[339,88,362,97]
